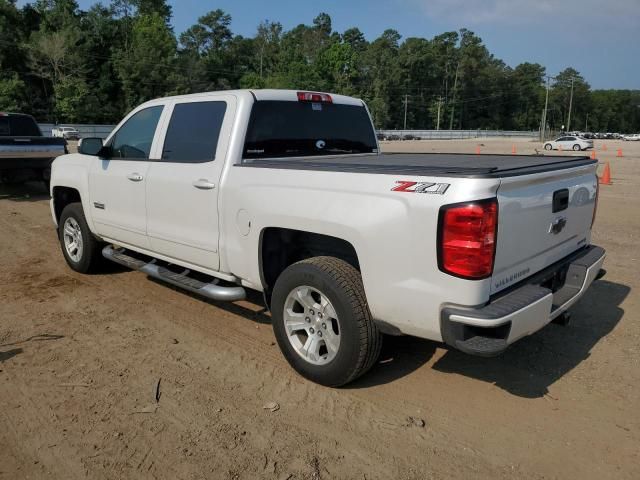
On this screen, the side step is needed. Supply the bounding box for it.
[102,245,246,302]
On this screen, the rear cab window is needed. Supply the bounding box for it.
[0,115,42,136]
[243,100,377,159]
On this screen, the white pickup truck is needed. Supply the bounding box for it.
[50,89,606,386]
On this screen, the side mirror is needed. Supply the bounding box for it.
[78,137,104,156]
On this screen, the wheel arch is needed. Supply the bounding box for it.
[258,227,360,304]
[52,186,82,223]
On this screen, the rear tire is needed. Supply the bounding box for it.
[58,202,104,273]
[573,144,581,151]
[271,256,382,387]
[544,143,552,150]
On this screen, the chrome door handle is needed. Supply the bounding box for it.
[192,179,216,190]
[127,173,143,182]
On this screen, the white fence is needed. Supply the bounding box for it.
[378,129,538,140]
[37,124,538,141]
[39,123,115,139]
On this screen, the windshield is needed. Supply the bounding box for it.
[243,100,377,159]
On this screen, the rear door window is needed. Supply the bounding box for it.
[161,101,227,163]
[110,106,163,159]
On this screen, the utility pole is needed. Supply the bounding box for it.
[567,77,575,132]
[541,75,551,141]
[436,96,442,131]
[585,112,589,131]
[403,94,408,130]
[449,63,460,130]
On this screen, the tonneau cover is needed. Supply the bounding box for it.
[241,153,596,178]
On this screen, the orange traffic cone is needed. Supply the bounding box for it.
[475,145,481,155]
[602,144,608,151]
[590,150,596,159]
[558,144,563,152]
[617,148,623,157]
[511,144,516,154]
[599,162,612,185]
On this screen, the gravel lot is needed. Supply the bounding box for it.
[1,138,638,479]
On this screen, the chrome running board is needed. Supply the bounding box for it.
[102,245,246,302]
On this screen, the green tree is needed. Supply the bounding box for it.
[113,12,177,110]
[0,4,636,131]
[254,20,282,79]
[508,63,545,130]
[0,74,27,111]
[550,68,590,131]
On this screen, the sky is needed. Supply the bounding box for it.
[18,0,640,89]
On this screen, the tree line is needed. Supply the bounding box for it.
[1,0,638,132]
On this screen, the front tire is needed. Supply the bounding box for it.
[573,144,581,151]
[544,143,553,150]
[58,202,104,273]
[271,256,382,387]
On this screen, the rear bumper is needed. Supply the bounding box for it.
[441,245,606,356]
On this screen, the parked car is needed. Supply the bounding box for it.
[623,133,640,141]
[544,136,593,151]
[0,112,67,188]
[50,89,606,386]
[52,126,81,140]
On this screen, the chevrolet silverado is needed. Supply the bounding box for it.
[49,90,606,386]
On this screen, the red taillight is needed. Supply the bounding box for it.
[297,91,333,103]
[438,199,498,279]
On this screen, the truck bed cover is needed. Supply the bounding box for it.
[240,153,597,178]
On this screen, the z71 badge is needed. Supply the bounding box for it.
[391,181,450,194]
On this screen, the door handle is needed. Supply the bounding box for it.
[127,173,143,182]
[192,179,216,190]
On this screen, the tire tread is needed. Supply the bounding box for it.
[293,256,382,386]
[58,202,104,273]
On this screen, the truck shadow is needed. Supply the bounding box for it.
[0,182,50,202]
[148,278,273,325]
[351,279,628,397]
[0,334,64,365]
[131,272,628,398]
[0,348,23,363]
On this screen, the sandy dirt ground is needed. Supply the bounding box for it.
[1,138,638,479]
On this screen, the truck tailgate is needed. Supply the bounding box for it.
[0,137,67,159]
[491,164,598,294]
